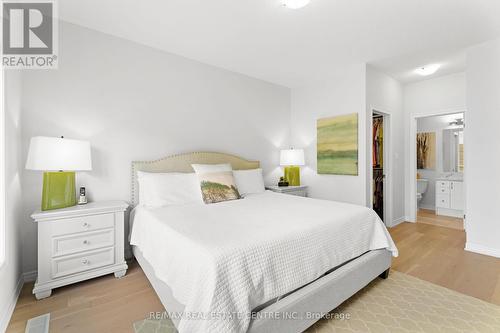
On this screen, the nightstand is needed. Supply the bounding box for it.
[31,201,129,300]
[266,185,308,197]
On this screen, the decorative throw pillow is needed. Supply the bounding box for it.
[191,164,241,204]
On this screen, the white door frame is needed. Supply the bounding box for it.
[407,108,466,223]
[368,109,393,226]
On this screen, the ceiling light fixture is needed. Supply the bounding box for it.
[449,118,464,126]
[281,0,311,9]
[414,64,441,76]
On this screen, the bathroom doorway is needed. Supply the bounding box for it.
[370,110,392,225]
[412,111,465,230]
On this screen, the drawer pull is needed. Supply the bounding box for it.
[83,222,90,228]
[81,258,89,265]
[83,240,89,245]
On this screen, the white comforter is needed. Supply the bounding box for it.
[130,191,397,333]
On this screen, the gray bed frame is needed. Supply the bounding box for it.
[130,151,392,333]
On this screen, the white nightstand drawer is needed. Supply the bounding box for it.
[49,213,115,237]
[32,201,128,300]
[52,228,115,257]
[436,194,450,208]
[266,185,308,197]
[287,190,307,197]
[52,247,115,279]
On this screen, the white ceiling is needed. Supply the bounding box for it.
[60,0,500,87]
[370,49,466,84]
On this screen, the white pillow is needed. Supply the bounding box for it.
[191,163,232,173]
[137,171,203,207]
[233,169,266,197]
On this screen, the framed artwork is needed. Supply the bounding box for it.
[416,132,436,170]
[317,113,358,175]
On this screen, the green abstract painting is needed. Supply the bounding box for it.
[317,113,358,175]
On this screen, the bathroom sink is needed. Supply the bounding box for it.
[437,173,463,181]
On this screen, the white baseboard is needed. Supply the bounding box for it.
[418,204,435,211]
[0,270,38,332]
[390,216,406,227]
[436,207,463,218]
[465,242,500,258]
[23,270,37,283]
[406,215,416,223]
[0,274,24,333]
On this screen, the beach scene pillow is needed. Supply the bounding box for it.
[191,164,241,204]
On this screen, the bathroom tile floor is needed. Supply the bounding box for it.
[417,209,463,230]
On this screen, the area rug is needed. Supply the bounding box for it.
[134,271,500,333]
[133,318,177,333]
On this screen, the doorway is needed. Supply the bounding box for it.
[409,110,466,230]
[370,110,392,225]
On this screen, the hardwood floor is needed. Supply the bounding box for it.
[6,261,164,333]
[389,222,500,306]
[7,222,500,332]
[416,208,463,230]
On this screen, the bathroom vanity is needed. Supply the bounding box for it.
[417,114,465,219]
[435,179,464,218]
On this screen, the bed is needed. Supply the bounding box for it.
[129,152,398,333]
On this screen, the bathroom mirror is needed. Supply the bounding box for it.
[442,128,464,172]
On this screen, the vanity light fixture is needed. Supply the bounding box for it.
[414,64,441,76]
[281,0,311,9]
[449,118,464,126]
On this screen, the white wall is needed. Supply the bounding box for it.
[290,65,367,205]
[465,38,500,257]
[403,73,466,219]
[366,66,404,226]
[416,113,463,210]
[0,71,24,332]
[20,22,291,273]
[289,65,405,225]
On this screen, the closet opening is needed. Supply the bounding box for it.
[370,110,391,225]
[372,113,384,221]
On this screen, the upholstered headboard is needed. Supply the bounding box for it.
[131,152,260,206]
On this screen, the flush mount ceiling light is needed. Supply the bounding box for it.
[414,64,441,76]
[281,0,311,9]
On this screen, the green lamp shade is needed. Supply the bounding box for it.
[284,166,301,186]
[42,172,77,211]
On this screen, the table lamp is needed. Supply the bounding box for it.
[280,148,305,186]
[26,136,92,211]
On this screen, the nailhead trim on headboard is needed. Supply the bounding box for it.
[131,151,260,206]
